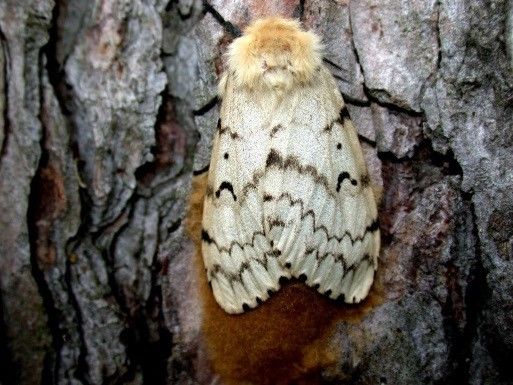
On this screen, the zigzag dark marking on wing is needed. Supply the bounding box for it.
[303,248,374,272]
[208,249,281,284]
[208,145,364,206]
[272,192,379,245]
[304,247,347,268]
[203,225,376,286]
[267,216,286,230]
[239,166,268,227]
[218,125,241,140]
[204,191,377,248]
[208,247,373,286]
[203,228,277,284]
[202,228,267,256]
[203,194,377,287]
[266,149,333,196]
[239,169,266,201]
[323,107,350,132]
[235,152,335,204]
[270,124,284,137]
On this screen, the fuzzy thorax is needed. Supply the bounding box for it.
[226,17,323,90]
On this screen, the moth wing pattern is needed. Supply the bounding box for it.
[201,17,380,314]
[202,73,290,314]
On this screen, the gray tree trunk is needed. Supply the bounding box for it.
[0,0,512,384]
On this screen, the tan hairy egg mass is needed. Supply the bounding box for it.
[187,171,383,385]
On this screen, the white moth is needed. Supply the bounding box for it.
[201,17,380,314]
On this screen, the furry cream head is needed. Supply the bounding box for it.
[226,17,323,90]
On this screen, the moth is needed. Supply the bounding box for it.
[200,17,380,314]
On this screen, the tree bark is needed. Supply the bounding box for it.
[0,0,512,384]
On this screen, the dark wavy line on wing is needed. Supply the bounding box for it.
[308,247,375,270]
[202,191,377,260]
[272,192,379,245]
[202,228,268,256]
[210,148,360,205]
[302,253,375,302]
[240,169,266,200]
[323,106,350,132]
[208,249,282,284]
[203,221,377,287]
[218,124,241,140]
[234,151,336,204]
[208,246,374,291]
[265,149,333,194]
[204,210,377,286]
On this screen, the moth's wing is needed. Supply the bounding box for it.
[282,68,380,303]
[201,75,287,314]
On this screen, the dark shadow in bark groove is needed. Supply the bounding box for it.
[119,286,173,385]
[441,193,487,385]
[103,197,171,385]
[26,108,59,385]
[0,288,15,385]
[44,0,71,116]
[31,5,98,384]
[0,29,10,161]
[108,88,180,385]
[377,137,463,174]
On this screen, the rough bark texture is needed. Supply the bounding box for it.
[0,0,512,384]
